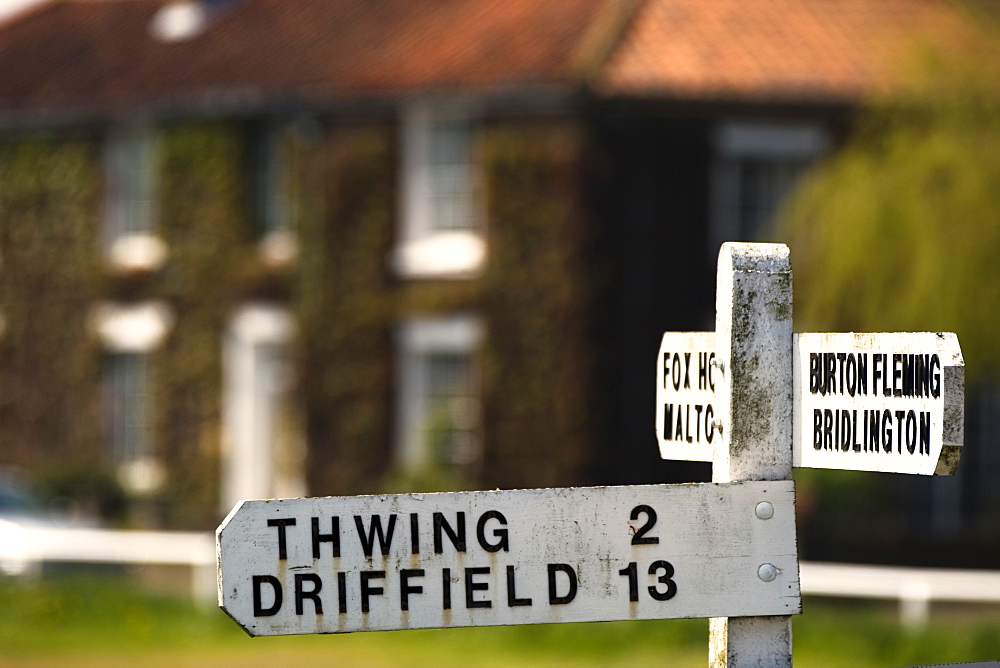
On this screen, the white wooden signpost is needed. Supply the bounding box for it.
[658,330,965,475]
[793,332,964,475]
[218,242,964,667]
[217,481,798,636]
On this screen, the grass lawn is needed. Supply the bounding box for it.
[1,574,999,666]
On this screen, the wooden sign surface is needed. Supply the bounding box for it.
[655,332,717,462]
[792,332,964,475]
[217,481,799,636]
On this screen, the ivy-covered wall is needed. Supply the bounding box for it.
[294,124,396,496]
[0,136,106,507]
[480,122,603,489]
[293,119,606,494]
[154,121,256,527]
[0,122,286,527]
[0,114,610,526]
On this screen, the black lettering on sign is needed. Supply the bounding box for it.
[920,411,932,455]
[355,515,397,557]
[698,352,716,391]
[705,404,715,444]
[360,570,385,614]
[547,564,578,605]
[845,353,858,397]
[881,354,892,397]
[267,518,297,560]
[930,355,941,399]
[337,572,347,614]
[442,568,452,610]
[893,354,903,397]
[506,566,532,607]
[295,573,323,615]
[618,562,639,602]
[662,403,674,441]
[887,411,900,450]
[465,567,491,609]
[852,410,861,452]
[895,410,906,453]
[253,574,282,617]
[825,353,837,394]
[619,561,677,602]
[901,354,915,397]
[865,409,874,452]
[311,516,340,559]
[872,354,883,396]
[400,569,424,611]
[683,352,692,389]
[629,505,660,545]
[840,410,852,452]
[648,560,678,601]
[858,353,869,396]
[823,409,834,450]
[433,512,467,553]
[410,513,420,555]
[809,353,822,394]
[476,510,510,552]
[905,410,917,454]
[836,353,847,395]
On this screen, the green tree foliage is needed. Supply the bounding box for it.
[779,12,1000,384]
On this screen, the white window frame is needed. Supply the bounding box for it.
[253,123,299,267]
[710,121,828,253]
[221,304,302,513]
[103,125,167,272]
[395,314,483,472]
[92,301,173,494]
[394,101,485,279]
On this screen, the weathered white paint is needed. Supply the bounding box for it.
[710,242,796,667]
[655,331,717,462]
[793,332,964,475]
[217,481,798,637]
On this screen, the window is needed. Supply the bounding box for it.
[395,315,482,473]
[221,305,303,512]
[250,124,299,266]
[104,126,166,271]
[710,122,828,250]
[92,301,172,493]
[103,352,152,465]
[395,103,485,278]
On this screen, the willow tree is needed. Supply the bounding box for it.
[780,11,1000,386]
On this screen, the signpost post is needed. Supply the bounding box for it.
[708,243,796,666]
[218,241,964,667]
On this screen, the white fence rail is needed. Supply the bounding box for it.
[799,561,1000,627]
[3,525,1000,625]
[0,522,215,600]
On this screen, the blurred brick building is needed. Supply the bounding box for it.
[0,0,991,564]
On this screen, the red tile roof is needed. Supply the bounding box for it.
[0,0,611,114]
[0,0,979,116]
[596,0,973,103]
